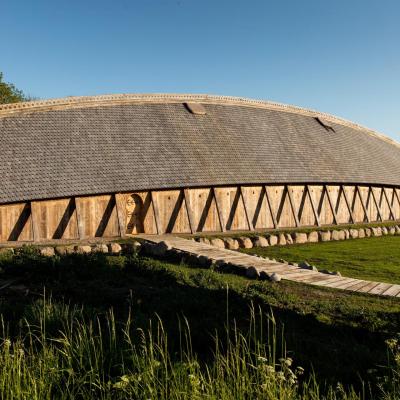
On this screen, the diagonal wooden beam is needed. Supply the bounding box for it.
[324,185,338,225]
[370,187,383,221]
[394,188,400,213]
[252,187,265,228]
[356,186,370,223]
[226,188,241,231]
[7,203,31,241]
[286,185,300,227]
[382,188,395,220]
[183,189,196,234]
[150,191,162,234]
[52,197,77,239]
[240,186,254,231]
[165,191,184,233]
[212,187,226,232]
[264,185,278,228]
[306,185,320,226]
[340,185,355,224]
[95,195,117,237]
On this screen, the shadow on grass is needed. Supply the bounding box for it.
[0,247,398,389]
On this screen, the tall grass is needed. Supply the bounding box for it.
[0,294,394,399]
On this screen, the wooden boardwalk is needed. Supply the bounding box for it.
[138,235,400,298]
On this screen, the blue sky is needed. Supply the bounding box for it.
[2,0,399,140]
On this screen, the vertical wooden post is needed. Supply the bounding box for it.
[324,185,338,225]
[183,189,196,234]
[370,187,383,221]
[286,185,300,227]
[115,193,127,237]
[356,186,370,223]
[212,187,226,232]
[75,197,86,239]
[150,191,162,234]
[382,188,395,220]
[264,185,277,228]
[306,185,320,226]
[240,186,254,231]
[30,201,41,242]
[340,185,355,223]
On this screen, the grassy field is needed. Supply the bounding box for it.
[241,236,400,284]
[0,247,399,398]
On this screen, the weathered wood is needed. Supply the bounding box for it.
[356,185,370,223]
[74,197,86,239]
[324,185,338,225]
[382,188,395,220]
[370,187,383,221]
[115,193,127,237]
[150,191,162,234]
[240,186,254,231]
[264,186,278,228]
[340,185,355,223]
[30,201,41,242]
[306,185,321,226]
[212,187,226,232]
[138,234,400,297]
[183,189,196,234]
[286,185,300,227]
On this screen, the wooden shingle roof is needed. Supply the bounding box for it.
[0,94,399,204]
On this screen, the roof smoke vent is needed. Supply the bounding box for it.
[184,102,207,115]
[315,117,335,133]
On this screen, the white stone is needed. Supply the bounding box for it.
[40,247,55,257]
[254,236,269,247]
[331,230,341,241]
[238,237,253,249]
[246,266,259,279]
[210,238,225,248]
[268,235,278,246]
[55,246,75,255]
[278,233,286,246]
[75,245,92,254]
[358,228,365,238]
[293,232,307,244]
[365,228,372,237]
[308,231,319,243]
[92,244,108,253]
[108,243,122,254]
[224,238,239,250]
[349,229,359,239]
[285,233,293,245]
[319,231,331,242]
[152,241,172,256]
[371,227,382,237]
[270,273,282,282]
[199,237,211,245]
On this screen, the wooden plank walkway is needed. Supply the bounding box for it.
[138,235,400,298]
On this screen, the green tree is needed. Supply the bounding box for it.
[0,72,30,104]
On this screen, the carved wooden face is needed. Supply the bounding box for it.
[126,194,144,233]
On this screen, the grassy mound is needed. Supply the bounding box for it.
[241,236,400,284]
[0,248,398,398]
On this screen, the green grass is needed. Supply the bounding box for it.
[189,221,400,241]
[241,236,400,284]
[0,247,399,398]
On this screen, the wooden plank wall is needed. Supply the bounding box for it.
[1,184,400,243]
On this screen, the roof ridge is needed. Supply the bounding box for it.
[0,93,398,149]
